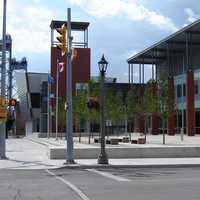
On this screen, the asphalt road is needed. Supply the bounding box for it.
[1,167,200,200]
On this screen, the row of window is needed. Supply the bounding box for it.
[176,80,199,98]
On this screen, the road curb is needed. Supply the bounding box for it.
[57,163,200,170]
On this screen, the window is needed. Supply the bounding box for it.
[195,80,198,95]
[183,84,186,96]
[177,84,182,98]
[176,84,186,98]
[30,93,41,108]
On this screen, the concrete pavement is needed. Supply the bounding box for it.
[1,137,200,169]
[29,134,200,159]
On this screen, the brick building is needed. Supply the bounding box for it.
[128,19,200,136]
[50,21,90,132]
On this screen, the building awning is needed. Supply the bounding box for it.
[50,20,90,31]
[127,19,200,65]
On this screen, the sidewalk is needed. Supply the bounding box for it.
[1,137,200,169]
[28,134,200,159]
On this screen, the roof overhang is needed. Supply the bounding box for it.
[127,19,200,65]
[50,20,90,31]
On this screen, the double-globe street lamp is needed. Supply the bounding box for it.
[97,54,109,164]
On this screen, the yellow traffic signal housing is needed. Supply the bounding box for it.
[56,24,67,56]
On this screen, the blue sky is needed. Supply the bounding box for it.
[0,0,200,82]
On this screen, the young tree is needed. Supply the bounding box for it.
[57,98,66,135]
[126,86,138,122]
[143,80,158,139]
[113,90,126,136]
[157,74,169,144]
[115,91,126,124]
[73,86,88,142]
[126,86,140,138]
[87,80,99,141]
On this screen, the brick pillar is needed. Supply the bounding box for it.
[151,82,159,135]
[139,85,145,133]
[167,77,175,135]
[152,113,159,135]
[186,70,195,136]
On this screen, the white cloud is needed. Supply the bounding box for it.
[0,0,54,53]
[69,0,178,33]
[184,8,200,23]
[32,0,41,3]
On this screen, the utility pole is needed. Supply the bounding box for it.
[0,0,7,159]
[56,59,59,140]
[66,8,75,163]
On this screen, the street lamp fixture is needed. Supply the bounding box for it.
[97,54,109,165]
[98,54,108,76]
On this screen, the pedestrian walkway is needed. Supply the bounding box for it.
[1,137,200,170]
[28,134,200,159]
[0,138,64,170]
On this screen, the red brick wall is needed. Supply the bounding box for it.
[50,47,90,132]
[167,77,175,135]
[50,47,90,100]
[151,82,159,135]
[186,70,195,136]
[152,113,158,135]
[139,85,145,133]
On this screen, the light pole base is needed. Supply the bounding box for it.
[0,155,7,160]
[98,152,108,164]
[64,160,76,165]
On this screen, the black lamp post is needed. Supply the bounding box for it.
[98,54,108,164]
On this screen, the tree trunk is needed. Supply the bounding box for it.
[87,120,91,144]
[162,119,165,145]
[144,117,147,142]
[78,120,81,143]
[125,118,128,135]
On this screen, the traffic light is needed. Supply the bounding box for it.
[87,97,99,111]
[56,24,67,56]
[9,99,17,107]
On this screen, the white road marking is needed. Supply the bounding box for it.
[87,168,130,182]
[45,169,91,200]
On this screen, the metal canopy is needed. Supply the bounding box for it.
[50,20,89,31]
[127,19,200,65]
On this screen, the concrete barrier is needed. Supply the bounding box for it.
[48,146,200,160]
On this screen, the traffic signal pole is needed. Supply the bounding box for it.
[65,8,75,163]
[0,0,7,159]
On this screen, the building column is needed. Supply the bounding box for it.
[167,76,175,135]
[138,85,145,133]
[151,82,159,135]
[186,70,195,136]
[151,113,159,135]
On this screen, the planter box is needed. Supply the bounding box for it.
[131,140,138,144]
[137,138,146,144]
[94,138,100,143]
[110,138,119,145]
[106,139,111,144]
[122,137,130,143]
